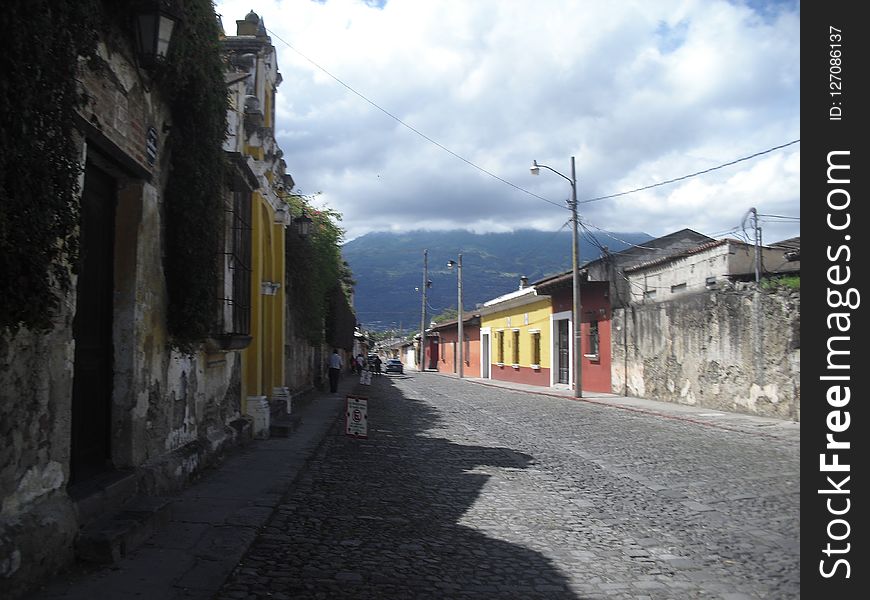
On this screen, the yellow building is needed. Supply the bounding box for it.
[222,12,290,425]
[479,282,553,387]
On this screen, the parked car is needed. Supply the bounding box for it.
[384,359,404,374]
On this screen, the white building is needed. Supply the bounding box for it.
[625,238,800,303]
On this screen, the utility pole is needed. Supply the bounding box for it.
[419,249,428,370]
[531,156,582,398]
[569,157,582,398]
[457,253,463,379]
[742,207,761,282]
[448,254,464,378]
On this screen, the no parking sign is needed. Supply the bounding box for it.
[345,395,368,438]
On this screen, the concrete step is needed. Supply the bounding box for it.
[75,496,172,564]
[69,469,138,528]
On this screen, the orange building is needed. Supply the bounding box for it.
[429,316,481,377]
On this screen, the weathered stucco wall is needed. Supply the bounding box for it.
[1,35,250,598]
[284,303,327,400]
[612,287,800,420]
[0,303,79,588]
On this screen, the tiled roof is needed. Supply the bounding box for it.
[623,239,735,273]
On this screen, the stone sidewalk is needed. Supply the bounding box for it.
[26,380,352,600]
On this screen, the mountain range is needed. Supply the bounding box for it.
[342,229,653,332]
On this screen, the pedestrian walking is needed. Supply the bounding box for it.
[373,355,382,376]
[328,349,343,393]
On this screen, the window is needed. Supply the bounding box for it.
[587,321,599,358]
[644,289,657,299]
[220,188,252,338]
[530,330,541,367]
[496,330,505,364]
[512,329,520,365]
[670,282,687,293]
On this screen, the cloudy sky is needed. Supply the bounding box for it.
[213,0,800,244]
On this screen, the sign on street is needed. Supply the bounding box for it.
[345,395,368,438]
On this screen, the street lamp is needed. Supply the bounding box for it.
[292,209,313,238]
[530,156,582,398]
[134,0,180,70]
[447,254,463,378]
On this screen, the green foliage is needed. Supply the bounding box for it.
[285,195,355,344]
[761,275,800,290]
[0,0,101,332]
[432,308,458,324]
[158,0,230,350]
[0,0,229,348]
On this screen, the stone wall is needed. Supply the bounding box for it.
[0,305,79,589]
[1,33,250,598]
[284,303,327,400]
[611,286,800,420]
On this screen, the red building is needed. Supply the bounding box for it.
[428,315,481,377]
[534,274,613,394]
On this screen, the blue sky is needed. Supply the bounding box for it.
[214,0,800,244]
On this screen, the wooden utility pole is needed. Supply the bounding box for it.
[419,249,428,370]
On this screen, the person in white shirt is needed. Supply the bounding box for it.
[328,349,343,393]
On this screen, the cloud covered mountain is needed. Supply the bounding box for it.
[343,229,653,332]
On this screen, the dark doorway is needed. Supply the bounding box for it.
[428,339,439,370]
[557,319,569,384]
[70,160,117,484]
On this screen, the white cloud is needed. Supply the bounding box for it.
[214,0,800,243]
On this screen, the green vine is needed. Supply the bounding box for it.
[157,0,229,350]
[0,0,101,332]
[285,195,355,344]
[0,0,228,348]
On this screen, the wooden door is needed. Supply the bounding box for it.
[70,161,116,483]
[557,319,569,384]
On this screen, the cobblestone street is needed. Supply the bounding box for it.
[215,373,799,600]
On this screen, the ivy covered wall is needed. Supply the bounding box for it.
[0,0,100,332]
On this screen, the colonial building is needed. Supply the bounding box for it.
[428,315,482,378]
[478,279,553,387]
[624,238,801,303]
[531,274,612,393]
[221,11,291,431]
[2,5,255,597]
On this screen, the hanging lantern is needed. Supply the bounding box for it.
[134,0,180,69]
[293,210,313,238]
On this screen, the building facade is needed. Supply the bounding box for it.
[624,238,801,304]
[222,12,291,422]
[478,285,553,387]
[429,316,482,378]
[533,275,613,393]
[2,7,253,597]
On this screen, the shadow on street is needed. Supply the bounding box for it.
[216,373,581,599]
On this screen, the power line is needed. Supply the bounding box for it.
[579,220,661,251]
[578,140,800,205]
[265,28,565,210]
[757,213,800,220]
[266,28,798,215]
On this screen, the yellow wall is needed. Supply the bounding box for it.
[480,298,552,368]
[242,194,286,399]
